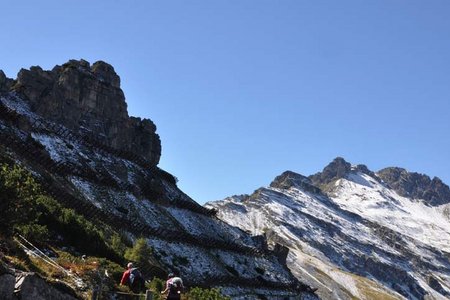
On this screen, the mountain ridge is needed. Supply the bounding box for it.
[207,158,450,299]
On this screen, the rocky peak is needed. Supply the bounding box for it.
[270,171,321,194]
[309,157,352,187]
[353,164,375,177]
[377,167,450,206]
[0,70,14,94]
[90,60,121,88]
[9,59,161,165]
[270,171,309,189]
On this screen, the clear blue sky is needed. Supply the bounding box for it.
[2,1,450,204]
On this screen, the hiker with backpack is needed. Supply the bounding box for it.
[161,272,184,300]
[120,262,146,293]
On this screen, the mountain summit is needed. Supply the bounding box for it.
[207,158,450,299]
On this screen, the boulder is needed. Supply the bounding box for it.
[15,273,78,300]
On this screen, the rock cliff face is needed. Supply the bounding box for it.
[9,59,160,165]
[270,171,321,194]
[309,157,376,189]
[0,71,14,94]
[377,167,450,206]
[0,269,78,300]
[309,157,352,187]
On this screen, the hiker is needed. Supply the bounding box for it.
[161,272,184,300]
[120,262,145,293]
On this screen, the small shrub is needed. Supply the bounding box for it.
[188,287,230,300]
[124,237,153,273]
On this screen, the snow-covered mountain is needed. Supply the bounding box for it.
[206,158,450,300]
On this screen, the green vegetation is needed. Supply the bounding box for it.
[148,277,231,300]
[125,237,153,273]
[0,163,127,261]
[0,162,233,300]
[187,287,231,300]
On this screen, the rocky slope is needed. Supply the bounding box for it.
[206,158,450,300]
[0,60,317,299]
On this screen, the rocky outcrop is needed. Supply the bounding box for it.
[11,59,160,165]
[270,171,321,194]
[0,271,78,300]
[306,157,449,205]
[0,71,14,94]
[309,157,352,187]
[377,167,450,205]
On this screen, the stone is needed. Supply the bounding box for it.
[272,243,289,265]
[11,59,161,165]
[15,273,78,300]
[309,157,352,187]
[0,70,14,94]
[377,167,450,205]
[270,171,321,194]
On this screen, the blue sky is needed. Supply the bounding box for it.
[1,1,450,204]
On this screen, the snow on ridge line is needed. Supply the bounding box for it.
[333,172,450,252]
[208,169,450,299]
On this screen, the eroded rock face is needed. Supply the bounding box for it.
[15,273,78,300]
[12,59,161,165]
[270,171,321,194]
[309,157,352,187]
[377,167,450,206]
[0,271,78,300]
[0,70,14,94]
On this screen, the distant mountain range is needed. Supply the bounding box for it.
[206,157,450,299]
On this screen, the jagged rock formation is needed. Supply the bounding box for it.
[309,157,352,187]
[207,158,450,300]
[7,59,160,165]
[0,60,317,299]
[0,71,14,94]
[377,167,450,206]
[0,263,77,300]
[271,171,321,194]
[309,157,377,189]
